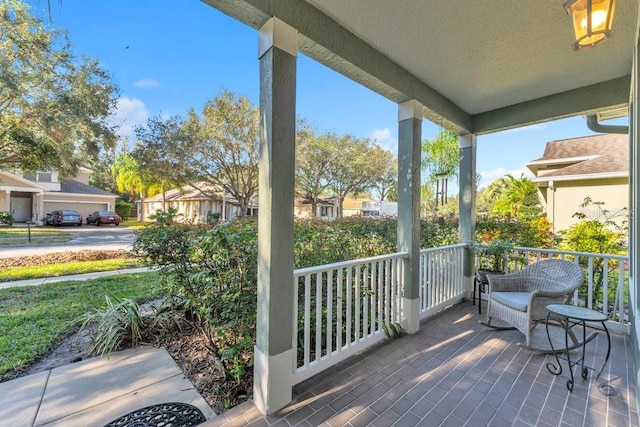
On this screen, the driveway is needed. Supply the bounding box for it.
[0,225,137,259]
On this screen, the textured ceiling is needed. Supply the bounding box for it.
[203,0,638,133]
[305,0,637,115]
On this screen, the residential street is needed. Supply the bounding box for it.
[0,226,135,258]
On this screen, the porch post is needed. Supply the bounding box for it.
[458,134,477,298]
[2,190,10,212]
[398,100,422,334]
[254,18,297,415]
[630,25,640,408]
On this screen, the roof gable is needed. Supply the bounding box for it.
[527,134,628,181]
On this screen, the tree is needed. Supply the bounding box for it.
[295,124,339,218]
[133,115,186,212]
[421,129,459,205]
[181,90,259,218]
[488,174,542,221]
[560,197,628,312]
[0,0,118,178]
[328,135,382,218]
[88,145,119,194]
[370,149,396,201]
[112,153,142,200]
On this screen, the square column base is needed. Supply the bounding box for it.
[253,346,293,414]
[402,297,421,334]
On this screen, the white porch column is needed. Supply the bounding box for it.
[254,17,297,415]
[1,190,10,212]
[630,22,640,402]
[458,133,477,299]
[398,100,422,333]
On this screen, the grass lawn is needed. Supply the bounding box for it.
[0,228,74,245]
[120,219,147,229]
[0,272,163,378]
[0,258,144,282]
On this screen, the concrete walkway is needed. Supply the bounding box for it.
[0,346,216,426]
[0,267,153,289]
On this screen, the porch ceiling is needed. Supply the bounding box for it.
[202,0,638,135]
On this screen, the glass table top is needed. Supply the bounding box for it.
[546,304,608,322]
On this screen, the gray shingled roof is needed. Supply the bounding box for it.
[145,182,221,202]
[528,134,628,179]
[60,180,117,196]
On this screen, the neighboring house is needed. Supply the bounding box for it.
[143,182,257,223]
[341,197,373,217]
[294,197,338,219]
[525,134,628,233]
[0,168,117,225]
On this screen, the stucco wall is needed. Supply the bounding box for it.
[542,178,628,233]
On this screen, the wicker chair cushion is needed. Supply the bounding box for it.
[491,292,530,312]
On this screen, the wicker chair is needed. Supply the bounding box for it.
[480,259,584,351]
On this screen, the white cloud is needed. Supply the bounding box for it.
[369,128,397,155]
[112,97,149,146]
[477,167,534,189]
[133,79,159,88]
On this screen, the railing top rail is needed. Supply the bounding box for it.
[293,251,409,276]
[514,246,629,261]
[419,243,467,254]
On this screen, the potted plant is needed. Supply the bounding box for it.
[471,238,514,282]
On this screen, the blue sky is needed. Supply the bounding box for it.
[28,0,626,191]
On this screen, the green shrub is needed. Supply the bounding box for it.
[77,295,144,356]
[0,211,15,227]
[115,201,134,220]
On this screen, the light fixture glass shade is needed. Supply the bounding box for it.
[565,0,616,50]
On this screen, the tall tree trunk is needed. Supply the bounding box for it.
[311,196,318,218]
[337,196,345,219]
[161,181,166,212]
[239,196,249,218]
[139,193,146,221]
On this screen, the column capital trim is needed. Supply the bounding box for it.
[259,18,298,59]
[398,99,424,121]
[458,133,477,149]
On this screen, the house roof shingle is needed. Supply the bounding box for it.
[527,134,628,180]
[60,180,117,196]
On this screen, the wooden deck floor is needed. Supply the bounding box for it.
[206,301,638,427]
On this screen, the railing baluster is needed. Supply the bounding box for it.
[355,263,361,342]
[337,267,343,351]
[587,257,594,309]
[304,274,311,367]
[315,272,322,362]
[327,269,333,356]
[603,259,609,317]
[346,266,352,348]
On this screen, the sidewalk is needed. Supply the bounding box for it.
[0,346,216,426]
[0,267,153,289]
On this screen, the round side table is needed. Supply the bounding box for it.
[545,303,612,395]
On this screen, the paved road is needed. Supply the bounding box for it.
[0,226,136,258]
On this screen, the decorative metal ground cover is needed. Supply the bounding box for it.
[103,402,206,427]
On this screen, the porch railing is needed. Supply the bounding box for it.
[291,244,629,384]
[510,247,630,333]
[419,243,467,317]
[292,252,407,384]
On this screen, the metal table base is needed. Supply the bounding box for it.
[545,304,612,395]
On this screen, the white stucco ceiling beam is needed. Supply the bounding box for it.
[472,76,631,135]
[201,0,473,134]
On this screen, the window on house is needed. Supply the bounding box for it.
[23,173,36,181]
[37,172,52,182]
[320,207,329,217]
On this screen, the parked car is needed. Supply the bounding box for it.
[46,210,83,226]
[86,210,122,226]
